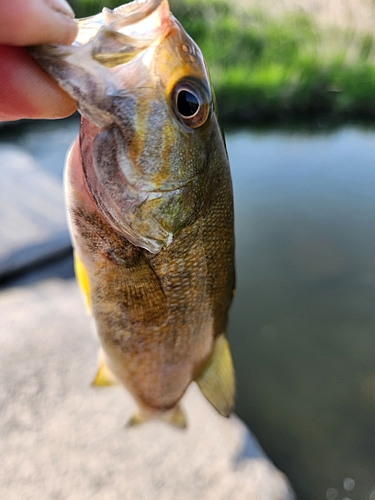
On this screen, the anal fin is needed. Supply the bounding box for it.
[195,334,235,417]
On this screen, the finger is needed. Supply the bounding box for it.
[0,0,78,47]
[0,45,76,121]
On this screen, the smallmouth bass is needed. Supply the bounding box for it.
[31,0,235,427]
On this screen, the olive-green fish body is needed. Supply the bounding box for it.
[32,0,235,426]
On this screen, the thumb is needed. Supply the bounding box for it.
[0,0,78,46]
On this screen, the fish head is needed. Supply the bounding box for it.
[31,0,229,253]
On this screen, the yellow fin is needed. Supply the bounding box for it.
[164,406,187,429]
[92,358,119,387]
[195,334,235,417]
[74,251,91,313]
[127,412,146,427]
[127,405,187,429]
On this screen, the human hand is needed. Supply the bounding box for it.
[0,0,78,121]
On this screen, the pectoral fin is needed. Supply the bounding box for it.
[92,355,119,387]
[74,251,91,313]
[195,334,235,417]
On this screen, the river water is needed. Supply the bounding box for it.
[1,120,375,500]
[227,127,375,500]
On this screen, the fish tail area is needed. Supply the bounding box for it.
[195,333,235,417]
[127,405,187,429]
[73,250,91,314]
[92,351,119,387]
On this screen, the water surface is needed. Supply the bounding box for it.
[227,127,375,500]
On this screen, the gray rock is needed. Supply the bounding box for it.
[0,279,295,500]
[0,145,71,279]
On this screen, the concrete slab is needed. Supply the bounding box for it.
[0,279,294,500]
[0,145,71,279]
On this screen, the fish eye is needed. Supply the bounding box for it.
[171,81,210,129]
[177,90,199,118]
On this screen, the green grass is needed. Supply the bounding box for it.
[68,0,375,124]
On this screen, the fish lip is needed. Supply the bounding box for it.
[30,0,170,63]
[106,0,167,32]
[73,0,169,48]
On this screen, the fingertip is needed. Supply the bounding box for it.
[0,0,78,47]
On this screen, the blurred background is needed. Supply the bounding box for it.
[1,1,375,499]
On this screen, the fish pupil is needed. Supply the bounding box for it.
[177,90,199,117]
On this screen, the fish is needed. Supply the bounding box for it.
[31,0,235,427]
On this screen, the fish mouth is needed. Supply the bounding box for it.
[29,0,172,129]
